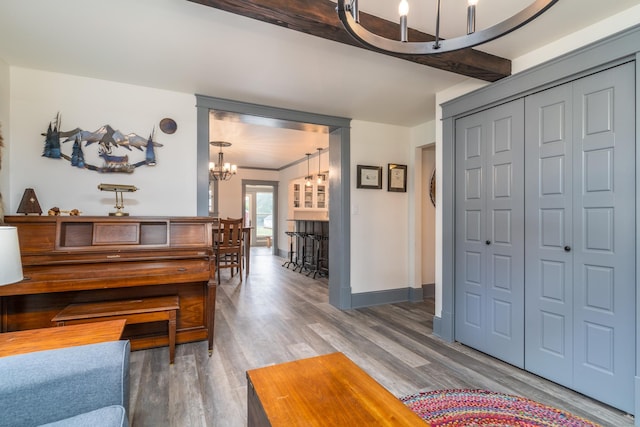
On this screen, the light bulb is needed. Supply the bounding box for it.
[231,165,237,174]
[468,0,478,5]
[209,162,215,170]
[398,0,409,17]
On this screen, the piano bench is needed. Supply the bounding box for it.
[51,295,180,364]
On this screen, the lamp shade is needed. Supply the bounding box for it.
[0,226,24,286]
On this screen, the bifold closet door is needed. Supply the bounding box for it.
[524,62,635,413]
[455,99,525,368]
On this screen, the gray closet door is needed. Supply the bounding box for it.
[524,82,574,385]
[455,99,525,368]
[525,62,635,413]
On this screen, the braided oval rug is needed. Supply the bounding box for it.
[401,389,602,427]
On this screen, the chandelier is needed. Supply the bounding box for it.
[209,141,237,181]
[336,0,558,55]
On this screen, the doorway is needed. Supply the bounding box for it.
[243,182,277,251]
[195,95,352,310]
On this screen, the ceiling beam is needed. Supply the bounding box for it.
[187,0,511,82]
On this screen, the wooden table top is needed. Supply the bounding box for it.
[246,352,427,426]
[0,319,126,357]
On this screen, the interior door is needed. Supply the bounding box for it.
[524,82,575,385]
[525,62,635,413]
[455,99,525,367]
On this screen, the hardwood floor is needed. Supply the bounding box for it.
[128,248,633,426]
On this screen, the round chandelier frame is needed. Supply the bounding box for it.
[336,0,559,55]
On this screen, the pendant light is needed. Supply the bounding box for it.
[305,153,313,187]
[316,147,325,184]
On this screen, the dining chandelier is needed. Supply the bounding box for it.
[209,141,237,182]
[336,0,559,55]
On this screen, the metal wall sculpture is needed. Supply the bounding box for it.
[42,113,163,173]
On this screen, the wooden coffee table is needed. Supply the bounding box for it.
[246,352,427,426]
[0,319,126,357]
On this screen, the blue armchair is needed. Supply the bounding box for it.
[0,340,130,427]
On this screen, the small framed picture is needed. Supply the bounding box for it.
[357,165,383,189]
[388,163,407,192]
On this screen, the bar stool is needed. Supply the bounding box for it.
[302,231,316,274]
[292,229,307,273]
[310,234,329,279]
[282,231,296,269]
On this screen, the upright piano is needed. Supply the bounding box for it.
[1,215,216,353]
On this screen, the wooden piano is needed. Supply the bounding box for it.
[1,215,216,353]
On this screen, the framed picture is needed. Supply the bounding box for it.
[388,163,407,192]
[357,165,383,189]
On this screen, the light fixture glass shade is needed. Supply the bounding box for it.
[0,226,24,286]
[398,0,409,17]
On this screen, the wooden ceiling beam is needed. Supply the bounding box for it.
[187,0,511,82]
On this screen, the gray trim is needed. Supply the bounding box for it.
[439,116,456,342]
[195,95,351,130]
[197,105,211,216]
[351,287,416,309]
[409,286,424,302]
[196,95,352,310]
[636,51,640,425]
[442,24,640,119]
[328,126,352,309]
[422,283,435,298]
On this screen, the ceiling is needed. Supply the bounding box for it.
[0,0,638,169]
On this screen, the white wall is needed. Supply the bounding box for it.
[0,58,9,220]
[8,67,197,217]
[350,120,410,294]
[512,5,640,74]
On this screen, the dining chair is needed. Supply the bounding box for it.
[213,217,244,284]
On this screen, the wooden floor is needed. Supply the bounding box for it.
[128,248,634,426]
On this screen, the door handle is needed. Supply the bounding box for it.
[485,240,491,245]
[564,246,571,252]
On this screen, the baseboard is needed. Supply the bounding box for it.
[422,283,435,298]
[433,309,454,342]
[351,287,422,309]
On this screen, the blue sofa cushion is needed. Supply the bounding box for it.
[38,405,128,427]
[0,340,129,427]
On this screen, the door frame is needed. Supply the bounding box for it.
[243,180,278,252]
[438,25,640,420]
[195,95,353,310]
